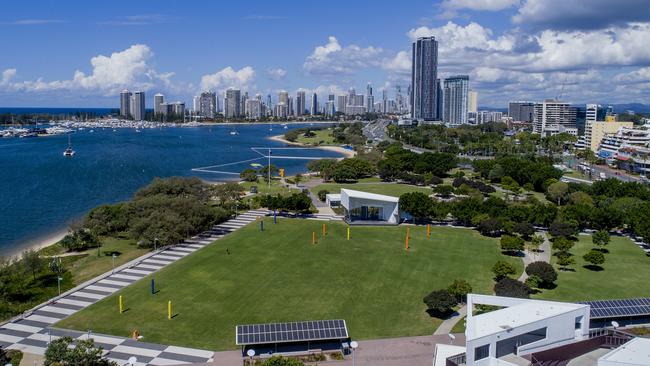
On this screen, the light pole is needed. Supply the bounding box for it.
[57,276,63,296]
[246,349,255,366]
[127,356,137,366]
[112,254,116,274]
[154,237,158,252]
[350,341,358,366]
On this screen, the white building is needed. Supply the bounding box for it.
[154,93,165,115]
[598,337,650,366]
[443,75,469,125]
[132,91,145,121]
[468,90,478,113]
[533,100,577,136]
[245,99,262,119]
[119,89,132,118]
[340,189,400,224]
[435,294,591,366]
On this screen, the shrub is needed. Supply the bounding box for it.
[525,261,557,287]
[583,250,605,267]
[492,260,517,279]
[500,235,525,252]
[592,230,610,248]
[448,279,472,303]
[525,275,542,289]
[494,277,531,298]
[549,221,577,238]
[317,190,330,202]
[423,289,457,317]
[552,237,574,252]
[478,218,503,236]
[240,169,258,182]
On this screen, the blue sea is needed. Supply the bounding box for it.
[0,123,340,256]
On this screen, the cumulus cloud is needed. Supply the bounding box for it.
[200,66,255,92]
[0,44,173,95]
[266,68,287,80]
[303,36,383,76]
[439,0,519,18]
[615,67,650,83]
[513,0,650,30]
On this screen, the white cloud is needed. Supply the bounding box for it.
[439,0,519,18]
[5,19,66,25]
[382,51,411,74]
[266,68,287,80]
[408,22,513,51]
[615,67,650,83]
[303,36,383,76]
[200,66,255,92]
[0,44,171,95]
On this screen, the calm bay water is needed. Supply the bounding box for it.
[0,123,340,256]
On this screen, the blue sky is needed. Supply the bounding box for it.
[1,0,649,108]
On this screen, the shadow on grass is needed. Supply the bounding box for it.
[501,250,525,257]
[171,313,180,319]
[104,251,122,257]
[583,264,604,272]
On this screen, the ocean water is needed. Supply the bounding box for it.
[0,123,340,256]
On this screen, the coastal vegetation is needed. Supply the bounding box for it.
[57,219,519,350]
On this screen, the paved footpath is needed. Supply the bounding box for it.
[0,209,268,366]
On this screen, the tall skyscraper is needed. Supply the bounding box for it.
[336,95,347,114]
[278,90,289,105]
[296,91,306,116]
[533,100,577,135]
[586,104,600,122]
[192,96,200,113]
[382,89,388,114]
[120,89,132,118]
[154,93,165,115]
[199,91,217,118]
[224,88,241,118]
[435,79,443,120]
[366,83,374,112]
[132,91,145,121]
[508,101,535,122]
[468,90,478,113]
[310,93,318,115]
[411,36,439,121]
[245,99,262,119]
[442,75,469,125]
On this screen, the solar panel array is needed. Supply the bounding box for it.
[236,319,348,345]
[579,298,650,319]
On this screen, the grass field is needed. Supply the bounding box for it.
[239,179,299,196]
[310,182,432,198]
[57,219,519,350]
[534,235,650,301]
[295,128,336,145]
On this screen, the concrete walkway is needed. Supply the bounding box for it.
[433,306,467,335]
[0,210,268,366]
[518,232,552,282]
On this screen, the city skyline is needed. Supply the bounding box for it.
[1,0,650,108]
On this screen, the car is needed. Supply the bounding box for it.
[599,172,607,179]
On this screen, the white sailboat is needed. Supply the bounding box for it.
[63,133,75,157]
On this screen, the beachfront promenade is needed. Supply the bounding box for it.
[0,209,269,366]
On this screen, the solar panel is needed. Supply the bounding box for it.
[235,319,349,345]
[579,298,650,319]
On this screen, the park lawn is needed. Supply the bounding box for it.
[534,235,650,302]
[311,182,432,198]
[295,128,336,145]
[57,219,519,350]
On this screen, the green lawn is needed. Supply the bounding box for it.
[295,128,336,145]
[57,220,519,350]
[534,235,650,301]
[240,179,299,196]
[311,182,432,198]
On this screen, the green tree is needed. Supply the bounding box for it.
[399,192,433,222]
[492,260,517,279]
[447,279,472,303]
[45,337,116,366]
[592,230,610,248]
[488,164,505,182]
[552,237,574,252]
[423,289,457,317]
[500,235,525,253]
[494,277,530,298]
[525,261,557,287]
[583,249,605,268]
[22,249,44,280]
[529,234,545,256]
[240,169,258,182]
[317,189,329,202]
[556,251,575,270]
[547,181,569,205]
[293,173,303,186]
[478,218,503,237]
[262,356,305,366]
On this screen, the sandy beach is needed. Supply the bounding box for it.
[5,228,68,260]
[267,134,356,158]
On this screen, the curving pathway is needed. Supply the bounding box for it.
[518,232,552,282]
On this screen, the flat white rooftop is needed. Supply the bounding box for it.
[599,338,650,366]
[340,188,399,202]
[469,300,587,339]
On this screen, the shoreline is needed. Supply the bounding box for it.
[5,228,68,261]
[267,134,356,158]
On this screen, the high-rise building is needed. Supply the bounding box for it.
[366,83,374,113]
[468,90,478,113]
[241,92,249,117]
[245,99,262,119]
[435,79,443,120]
[411,36,439,121]
[336,95,347,114]
[154,93,165,115]
[586,104,600,122]
[278,90,289,105]
[310,93,318,115]
[325,101,336,117]
[508,101,535,122]
[132,91,145,121]
[120,89,132,118]
[296,91,306,116]
[224,88,241,118]
[533,100,577,136]
[199,91,217,118]
[443,75,469,125]
[192,96,200,113]
[382,89,388,114]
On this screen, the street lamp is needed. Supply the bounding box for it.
[112,254,116,274]
[154,237,158,252]
[57,276,63,296]
[350,341,358,366]
[127,356,137,366]
[448,333,456,345]
[246,349,255,366]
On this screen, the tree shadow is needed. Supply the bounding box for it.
[104,251,122,257]
[426,309,455,319]
[501,250,525,257]
[559,267,576,272]
[595,248,609,254]
[583,264,604,272]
